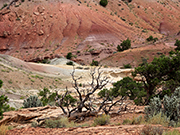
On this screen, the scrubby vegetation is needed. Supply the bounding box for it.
[144,87,180,127]
[66,52,72,59]
[23,95,43,108]
[43,117,75,128]
[99,0,108,7]
[123,63,132,68]
[117,38,131,52]
[146,35,158,43]
[0,80,11,120]
[132,51,180,104]
[90,60,99,66]
[98,77,146,105]
[174,39,180,51]
[66,61,74,66]
[93,114,110,126]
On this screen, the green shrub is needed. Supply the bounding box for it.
[66,61,74,66]
[146,36,158,43]
[90,60,99,66]
[66,52,72,59]
[146,36,154,42]
[117,38,131,52]
[145,87,180,127]
[0,95,10,120]
[174,39,180,51]
[23,95,43,108]
[0,80,2,88]
[41,59,50,64]
[38,87,51,106]
[93,114,110,126]
[0,80,11,120]
[99,0,108,7]
[123,63,132,68]
[1,3,7,10]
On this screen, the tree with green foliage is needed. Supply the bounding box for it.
[132,51,180,104]
[0,80,2,88]
[0,95,10,120]
[117,38,131,52]
[99,77,146,105]
[99,0,108,7]
[0,80,11,120]
[66,52,72,59]
[38,87,51,106]
[174,39,180,51]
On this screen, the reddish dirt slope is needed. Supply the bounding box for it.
[0,0,180,65]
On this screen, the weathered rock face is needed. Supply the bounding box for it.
[0,103,144,126]
[0,106,64,125]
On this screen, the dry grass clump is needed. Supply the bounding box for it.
[140,125,180,135]
[44,117,75,128]
[32,117,75,128]
[147,112,170,127]
[163,130,180,135]
[141,125,165,135]
[0,124,9,135]
[93,114,110,126]
[122,115,144,125]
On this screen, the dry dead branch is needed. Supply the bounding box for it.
[56,66,127,118]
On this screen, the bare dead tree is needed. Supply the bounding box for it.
[56,66,127,118]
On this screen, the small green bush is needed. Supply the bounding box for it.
[146,36,158,43]
[23,95,43,108]
[1,3,7,10]
[41,59,50,64]
[123,63,132,68]
[66,52,72,59]
[90,60,99,66]
[117,38,131,52]
[146,36,154,42]
[66,61,74,66]
[99,0,108,7]
[93,114,110,126]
